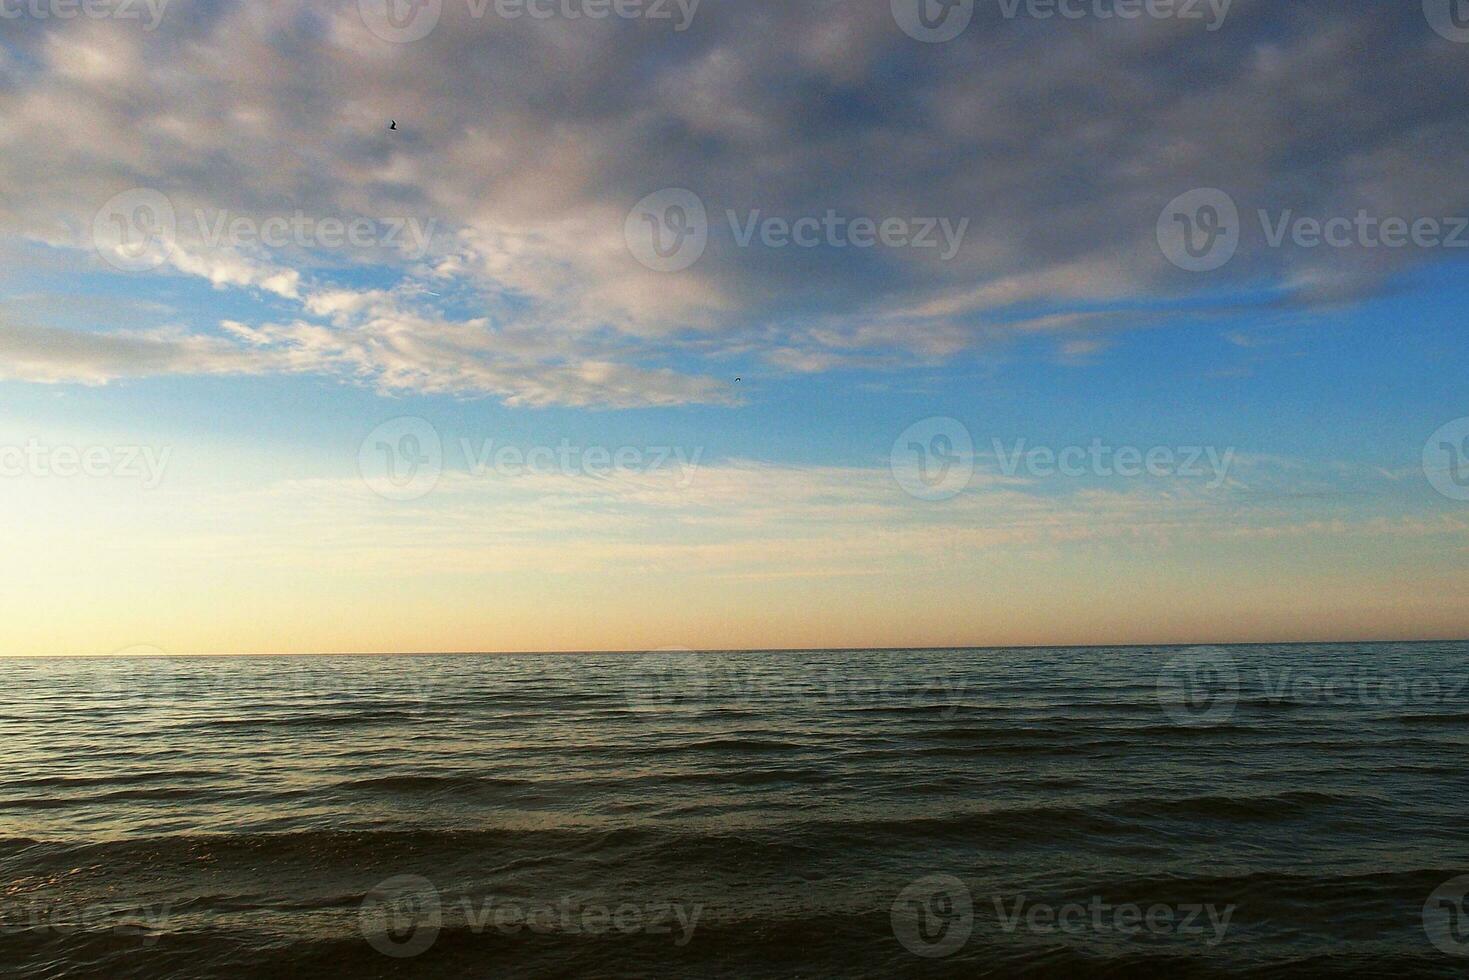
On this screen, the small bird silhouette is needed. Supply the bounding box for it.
[389,121,399,131]
[735,377,742,383]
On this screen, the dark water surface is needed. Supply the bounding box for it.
[3,643,1468,977]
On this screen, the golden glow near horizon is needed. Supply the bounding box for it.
[3,421,1466,657]
[3,2,1469,658]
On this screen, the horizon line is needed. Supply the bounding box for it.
[8,636,1468,659]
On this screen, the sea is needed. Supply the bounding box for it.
[3,642,1468,977]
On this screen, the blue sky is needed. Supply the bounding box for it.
[1,0,1466,653]
[8,251,1465,479]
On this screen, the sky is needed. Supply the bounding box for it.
[0,0,1467,656]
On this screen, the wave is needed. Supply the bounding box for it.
[188,710,421,730]
[652,737,808,754]
[0,787,206,809]
[1,770,222,789]
[333,775,536,792]
[1396,712,1469,725]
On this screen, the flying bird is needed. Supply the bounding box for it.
[389,121,398,131]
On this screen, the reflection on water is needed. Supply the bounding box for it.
[2,644,1468,977]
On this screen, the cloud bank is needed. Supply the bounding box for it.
[1,0,1466,404]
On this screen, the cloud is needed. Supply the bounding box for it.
[0,2,1466,402]
[0,321,290,385]
[78,450,1466,580]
